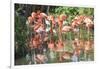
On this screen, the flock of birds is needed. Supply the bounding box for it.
[25,10,94,64]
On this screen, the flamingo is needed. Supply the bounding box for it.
[84,40,93,60]
[57,14,67,40]
[31,34,41,48]
[55,39,64,61]
[71,20,79,28]
[56,39,64,51]
[34,54,48,64]
[72,38,85,61]
[73,16,93,40]
[62,26,72,33]
[72,48,81,62]
[48,15,55,26]
[40,12,48,18]
[28,16,34,24]
[34,22,46,35]
[83,16,94,40]
[29,39,33,49]
[33,23,41,32]
[48,40,55,51]
[47,15,56,41]
[71,15,84,27]
[32,37,38,48]
[61,52,73,61]
[84,41,93,51]
[72,38,84,50]
[58,14,67,29]
[59,14,67,21]
[83,16,94,29]
[31,12,36,18]
[47,40,56,60]
[71,15,85,39]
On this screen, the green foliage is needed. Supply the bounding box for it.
[15,14,28,58]
[49,6,94,23]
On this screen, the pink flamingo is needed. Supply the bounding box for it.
[62,26,72,33]
[48,40,55,51]
[55,39,64,61]
[84,40,94,60]
[57,14,67,40]
[83,16,94,40]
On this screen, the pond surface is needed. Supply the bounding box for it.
[15,40,94,65]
